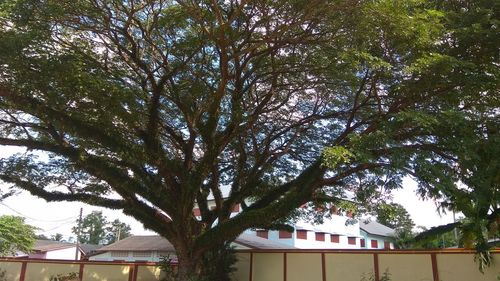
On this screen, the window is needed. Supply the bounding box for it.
[384,241,391,249]
[133,251,151,257]
[315,232,325,241]
[371,239,378,248]
[256,230,268,239]
[360,239,366,247]
[348,237,356,245]
[111,251,128,257]
[296,230,308,240]
[331,235,340,243]
[279,230,292,239]
[193,208,201,216]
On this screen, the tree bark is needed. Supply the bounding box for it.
[175,248,201,281]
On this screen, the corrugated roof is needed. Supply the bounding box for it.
[99,235,175,252]
[33,240,102,255]
[359,220,395,237]
[33,240,76,252]
[98,234,295,253]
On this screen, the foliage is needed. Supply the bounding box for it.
[0,269,7,281]
[198,244,237,281]
[105,219,131,244]
[0,0,497,279]
[72,211,107,245]
[0,215,35,256]
[49,272,79,281]
[375,203,414,232]
[51,233,65,242]
[360,269,391,281]
[35,233,65,242]
[71,211,130,245]
[159,244,237,281]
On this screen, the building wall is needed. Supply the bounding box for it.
[245,213,364,249]
[359,231,394,250]
[90,251,175,262]
[45,247,82,260]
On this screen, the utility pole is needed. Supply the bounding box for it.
[75,207,83,261]
[116,226,122,242]
[453,211,459,246]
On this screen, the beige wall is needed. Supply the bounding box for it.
[324,253,374,281]
[82,264,130,281]
[25,262,80,281]
[136,265,164,281]
[437,253,499,281]
[252,253,283,281]
[0,261,22,281]
[286,253,322,281]
[233,253,251,281]
[1,251,499,281]
[378,254,433,281]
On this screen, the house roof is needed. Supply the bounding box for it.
[33,240,77,252]
[99,235,175,252]
[98,233,295,253]
[359,220,395,237]
[235,233,296,249]
[33,240,102,255]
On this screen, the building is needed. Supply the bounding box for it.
[244,211,394,250]
[15,240,101,260]
[359,220,396,249]
[89,233,295,262]
[193,189,395,250]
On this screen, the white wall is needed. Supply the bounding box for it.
[44,247,81,260]
[90,251,176,262]
[360,232,394,249]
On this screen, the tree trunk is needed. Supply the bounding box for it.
[176,250,201,281]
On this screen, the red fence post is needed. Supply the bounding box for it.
[19,261,27,281]
[78,263,85,280]
[373,253,380,281]
[431,253,440,281]
[321,252,326,281]
[249,253,253,281]
[127,264,135,281]
[283,252,287,281]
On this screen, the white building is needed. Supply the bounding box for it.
[14,240,101,260]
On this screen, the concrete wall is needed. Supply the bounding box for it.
[233,250,500,281]
[0,250,498,281]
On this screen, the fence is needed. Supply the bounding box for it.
[0,259,163,281]
[0,249,498,281]
[232,249,500,281]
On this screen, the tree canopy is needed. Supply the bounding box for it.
[375,203,414,233]
[71,211,131,245]
[0,215,36,256]
[0,0,498,278]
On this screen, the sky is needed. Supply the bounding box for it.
[0,146,454,241]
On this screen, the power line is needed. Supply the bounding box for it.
[0,202,78,222]
[38,220,76,233]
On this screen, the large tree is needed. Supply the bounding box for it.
[72,211,108,245]
[0,0,498,279]
[72,211,131,245]
[0,215,36,256]
[106,219,132,244]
